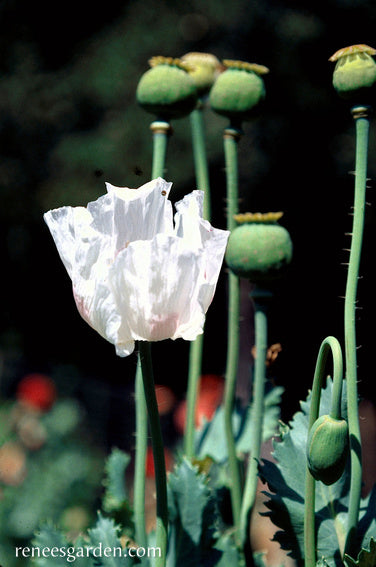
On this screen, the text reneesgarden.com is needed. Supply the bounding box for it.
[15,542,162,562]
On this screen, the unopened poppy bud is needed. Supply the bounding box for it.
[136,56,198,119]
[225,212,292,283]
[180,52,223,96]
[210,59,269,124]
[329,44,376,103]
[307,414,349,485]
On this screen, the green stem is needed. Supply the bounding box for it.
[184,333,204,458]
[240,294,269,546]
[223,126,243,541]
[151,120,171,179]
[190,104,211,219]
[184,103,211,459]
[224,126,242,233]
[133,360,149,553]
[344,105,371,557]
[304,336,344,567]
[139,342,168,567]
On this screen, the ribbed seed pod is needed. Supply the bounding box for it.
[209,59,269,123]
[329,44,376,103]
[136,56,198,119]
[225,212,292,283]
[307,414,349,485]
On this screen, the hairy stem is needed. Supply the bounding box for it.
[344,105,370,557]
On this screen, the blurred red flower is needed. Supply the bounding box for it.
[154,384,176,416]
[17,373,57,412]
[173,374,224,434]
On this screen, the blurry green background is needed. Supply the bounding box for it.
[1,0,376,439]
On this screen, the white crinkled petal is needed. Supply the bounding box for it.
[93,177,174,249]
[174,190,230,310]
[174,190,205,248]
[44,206,90,278]
[109,234,207,346]
[44,182,229,357]
[44,204,121,349]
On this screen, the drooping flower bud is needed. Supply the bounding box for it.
[329,44,376,103]
[136,56,198,119]
[209,59,269,124]
[180,52,223,96]
[225,212,292,283]
[307,414,349,485]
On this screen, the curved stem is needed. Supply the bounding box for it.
[240,295,269,545]
[344,105,371,557]
[151,120,171,179]
[133,360,149,553]
[184,104,211,458]
[139,342,168,567]
[304,336,344,567]
[223,126,243,541]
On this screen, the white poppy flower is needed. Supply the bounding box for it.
[44,178,229,357]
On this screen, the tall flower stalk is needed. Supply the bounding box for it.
[209,58,269,544]
[138,342,168,567]
[133,361,149,554]
[184,103,211,459]
[135,112,172,564]
[225,212,292,556]
[181,52,221,458]
[344,104,371,556]
[302,103,371,563]
[134,57,229,560]
[329,44,376,557]
[223,125,243,539]
[239,292,269,546]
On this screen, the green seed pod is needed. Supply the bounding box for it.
[329,44,376,103]
[225,212,293,283]
[307,414,349,485]
[180,52,223,97]
[210,60,269,123]
[136,56,198,119]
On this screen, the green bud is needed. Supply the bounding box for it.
[307,414,349,485]
[210,60,269,124]
[225,212,292,283]
[136,56,198,119]
[329,44,376,103]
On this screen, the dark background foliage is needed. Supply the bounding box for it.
[1,0,376,447]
